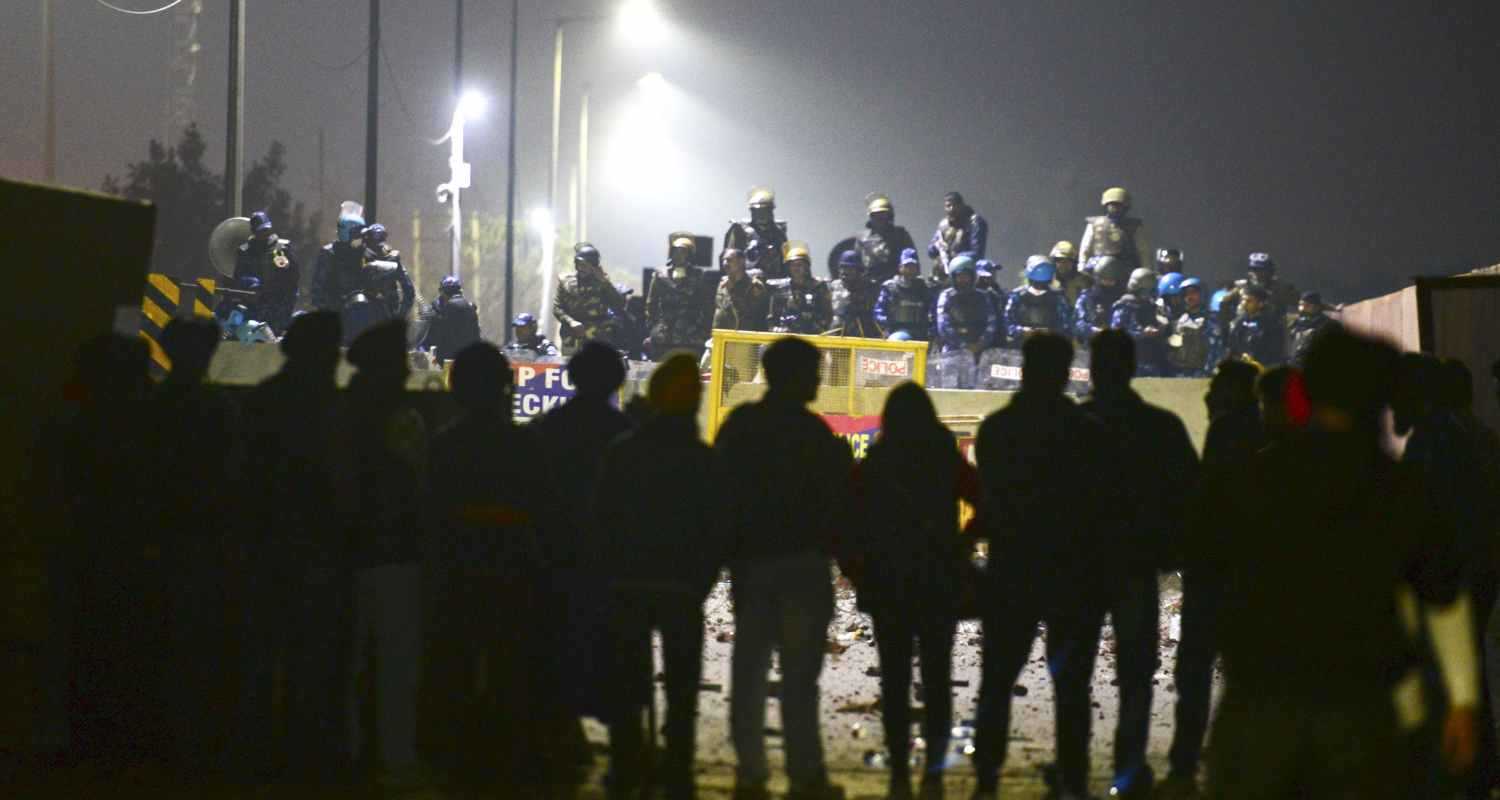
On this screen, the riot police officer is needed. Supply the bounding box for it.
[554,242,629,355]
[724,186,790,280]
[1224,285,1287,367]
[1111,268,1170,376]
[645,233,713,360]
[416,275,482,362]
[1288,291,1335,365]
[504,312,559,360]
[927,192,989,279]
[362,223,417,323]
[1157,272,1187,322]
[1168,277,1216,377]
[830,250,882,338]
[1004,256,1073,346]
[233,210,300,334]
[1154,247,1184,277]
[975,259,1006,318]
[855,193,917,284]
[1050,240,1091,306]
[713,248,769,332]
[934,254,999,356]
[874,248,933,342]
[1074,255,1127,344]
[311,201,374,344]
[766,241,833,334]
[1079,187,1151,274]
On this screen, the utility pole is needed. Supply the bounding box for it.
[224,0,245,217]
[364,0,380,223]
[504,0,518,329]
[41,0,56,184]
[578,87,590,242]
[454,0,463,92]
[549,21,563,214]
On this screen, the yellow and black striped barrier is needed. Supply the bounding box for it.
[138,274,220,377]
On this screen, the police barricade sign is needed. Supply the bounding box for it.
[825,414,883,460]
[509,360,617,421]
[976,347,1091,396]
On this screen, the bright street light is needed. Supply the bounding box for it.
[617,0,668,46]
[457,89,488,121]
[436,89,487,278]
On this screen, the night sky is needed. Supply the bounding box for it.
[4,0,1498,306]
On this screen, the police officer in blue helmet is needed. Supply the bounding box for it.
[874,248,933,342]
[415,274,483,362]
[1003,256,1073,346]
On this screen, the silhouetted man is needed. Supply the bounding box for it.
[56,334,154,764]
[150,318,237,772]
[715,337,851,800]
[1204,328,1479,799]
[1081,331,1199,798]
[237,311,352,781]
[345,320,428,780]
[970,332,1113,800]
[1396,354,1498,800]
[534,341,635,756]
[423,342,559,787]
[1160,360,1263,798]
[594,353,725,800]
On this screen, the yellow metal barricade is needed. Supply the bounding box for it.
[704,329,929,440]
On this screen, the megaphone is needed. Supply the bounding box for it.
[208,216,251,278]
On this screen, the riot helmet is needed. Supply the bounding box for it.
[1025,255,1056,286]
[782,240,812,281]
[1127,267,1157,296]
[866,193,894,227]
[574,242,603,271]
[250,210,274,237]
[837,249,863,280]
[1181,277,1205,311]
[1155,247,1183,272]
[439,274,463,297]
[1157,272,1186,297]
[948,253,977,290]
[1101,187,1131,218]
[365,223,389,247]
[897,247,920,284]
[337,200,366,244]
[747,186,776,225]
[1247,252,1276,286]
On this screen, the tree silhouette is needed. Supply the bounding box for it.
[103,124,320,282]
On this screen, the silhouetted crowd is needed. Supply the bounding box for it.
[31,308,1500,800]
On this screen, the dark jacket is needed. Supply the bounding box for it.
[975,390,1113,595]
[1211,431,1460,700]
[848,433,978,617]
[534,394,634,569]
[593,415,725,599]
[1080,387,1199,573]
[1225,309,1286,367]
[714,396,854,563]
[346,378,428,568]
[416,294,482,362]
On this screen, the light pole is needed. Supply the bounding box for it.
[436,90,487,279]
[530,208,558,338]
[548,1,668,221]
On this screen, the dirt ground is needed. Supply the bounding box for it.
[575,573,1209,798]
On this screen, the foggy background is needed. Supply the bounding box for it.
[4,0,1499,325]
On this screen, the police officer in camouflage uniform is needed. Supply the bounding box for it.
[724,187,790,281]
[1050,240,1092,307]
[854,193,917,284]
[830,250,882,339]
[1111,268,1171,376]
[1074,255,1128,345]
[935,254,999,356]
[766,241,833,335]
[1004,256,1073,347]
[645,233,714,360]
[713,248,769,332]
[927,191,989,279]
[504,312,560,359]
[1079,187,1152,275]
[874,248,933,342]
[554,242,629,356]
